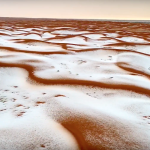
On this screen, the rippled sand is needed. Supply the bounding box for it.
[0,18,150,150]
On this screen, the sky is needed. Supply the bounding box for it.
[0,0,150,20]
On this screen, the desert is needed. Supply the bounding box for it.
[0,18,150,150]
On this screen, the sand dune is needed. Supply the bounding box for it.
[0,18,150,150]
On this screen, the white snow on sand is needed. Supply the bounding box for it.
[1,22,150,150]
[42,32,55,39]
[51,30,89,35]
[83,34,105,39]
[117,52,150,74]
[49,37,116,49]
[117,37,148,43]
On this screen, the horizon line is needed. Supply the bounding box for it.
[0,16,150,22]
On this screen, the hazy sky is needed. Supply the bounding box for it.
[0,0,150,20]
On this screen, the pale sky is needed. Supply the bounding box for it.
[0,0,150,20]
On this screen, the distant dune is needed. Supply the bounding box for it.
[0,18,150,150]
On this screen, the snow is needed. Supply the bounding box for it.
[42,32,55,38]
[117,52,150,75]
[104,33,118,38]
[49,37,116,49]
[83,34,104,39]
[1,21,150,149]
[51,30,89,35]
[0,37,65,52]
[117,37,148,43]
[105,45,150,55]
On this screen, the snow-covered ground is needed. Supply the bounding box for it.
[0,19,150,150]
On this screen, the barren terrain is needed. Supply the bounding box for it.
[0,18,150,150]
